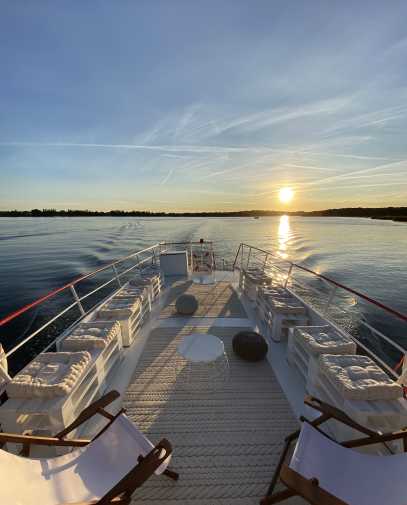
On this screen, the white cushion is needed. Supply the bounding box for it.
[97,297,141,319]
[115,286,147,300]
[7,352,91,399]
[62,321,120,351]
[295,326,357,356]
[130,274,160,287]
[270,299,306,315]
[319,354,403,400]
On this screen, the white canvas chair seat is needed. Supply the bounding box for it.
[0,413,171,505]
[290,422,407,505]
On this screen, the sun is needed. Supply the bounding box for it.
[279,187,294,204]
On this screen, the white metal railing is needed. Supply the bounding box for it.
[159,240,216,272]
[0,239,216,374]
[233,243,407,378]
[1,239,406,380]
[0,243,162,365]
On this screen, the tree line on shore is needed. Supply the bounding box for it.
[0,207,406,219]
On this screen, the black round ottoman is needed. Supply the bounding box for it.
[176,294,198,315]
[232,331,268,362]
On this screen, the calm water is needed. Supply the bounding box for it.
[0,216,406,370]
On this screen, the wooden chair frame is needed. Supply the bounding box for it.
[261,395,407,505]
[0,390,179,505]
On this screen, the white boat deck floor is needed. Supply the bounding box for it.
[124,281,303,504]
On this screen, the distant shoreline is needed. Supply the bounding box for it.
[0,207,406,221]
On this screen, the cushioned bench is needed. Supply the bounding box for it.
[0,350,102,437]
[287,325,357,384]
[308,353,407,440]
[96,297,143,347]
[239,268,273,302]
[61,321,122,351]
[7,352,91,399]
[257,290,308,342]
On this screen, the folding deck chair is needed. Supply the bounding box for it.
[0,390,178,505]
[261,395,407,505]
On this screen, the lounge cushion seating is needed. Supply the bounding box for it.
[259,287,292,298]
[295,326,356,356]
[7,352,91,399]
[269,299,306,315]
[233,331,268,362]
[61,321,121,351]
[97,297,141,319]
[130,274,160,287]
[115,285,147,300]
[319,354,403,400]
[176,294,198,315]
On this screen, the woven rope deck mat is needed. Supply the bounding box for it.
[160,281,247,318]
[124,325,300,504]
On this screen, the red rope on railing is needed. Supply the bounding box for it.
[291,264,407,323]
[394,355,405,372]
[1,242,407,328]
[236,243,407,323]
[0,244,158,328]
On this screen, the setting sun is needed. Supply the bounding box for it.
[279,187,294,204]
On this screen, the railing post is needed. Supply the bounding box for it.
[70,285,85,316]
[112,264,122,287]
[284,264,293,288]
[263,253,268,272]
[246,247,252,270]
[232,243,242,271]
[324,285,337,314]
[190,242,193,271]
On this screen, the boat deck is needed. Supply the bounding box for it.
[123,280,301,504]
[159,280,247,318]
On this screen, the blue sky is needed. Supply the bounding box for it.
[1,1,407,211]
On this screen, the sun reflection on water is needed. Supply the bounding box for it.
[278,215,291,259]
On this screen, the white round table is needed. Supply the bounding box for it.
[176,333,229,389]
[177,333,224,362]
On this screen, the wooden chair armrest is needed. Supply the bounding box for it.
[63,497,129,505]
[0,432,90,448]
[304,395,377,436]
[97,438,173,504]
[56,390,120,439]
[342,428,407,449]
[280,465,348,505]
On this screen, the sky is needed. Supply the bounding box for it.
[1,1,407,212]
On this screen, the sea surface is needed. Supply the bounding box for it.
[0,216,406,371]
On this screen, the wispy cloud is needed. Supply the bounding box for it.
[160,167,174,185]
[324,105,407,134]
[0,141,395,162]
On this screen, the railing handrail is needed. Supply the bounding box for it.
[0,240,215,330]
[159,240,213,246]
[0,243,160,328]
[233,242,407,323]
